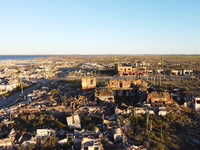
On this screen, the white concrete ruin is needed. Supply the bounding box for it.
[66,114,81,129]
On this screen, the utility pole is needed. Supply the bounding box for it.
[161,125,162,141]
[20,78,23,95]
[146,115,149,134]
[157,75,158,85]
[10,111,12,120]
[177,79,179,87]
[159,74,161,86]
[136,62,139,80]
[146,71,148,80]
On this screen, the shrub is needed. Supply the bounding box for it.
[153,143,166,150]
[50,89,59,95]
[143,140,150,148]
[21,115,27,122]
[28,144,35,150]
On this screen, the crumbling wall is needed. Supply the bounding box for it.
[147,91,173,104]
[113,128,122,143]
[96,95,115,103]
[81,77,96,91]
[107,80,120,88]
[134,108,148,115]
[107,79,142,88]
[95,88,113,96]
[81,137,102,150]
[66,114,81,129]
[122,80,132,88]
[193,97,200,111]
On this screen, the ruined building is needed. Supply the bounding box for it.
[81,77,96,91]
[115,63,145,76]
[81,77,148,103]
[146,91,174,106]
[95,88,114,103]
[107,79,146,96]
[193,96,200,111]
[66,114,81,129]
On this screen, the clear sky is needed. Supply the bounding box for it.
[0,0,200,55]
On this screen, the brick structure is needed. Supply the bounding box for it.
[81,77,96,91]
[107,79,142,88]
[146,91,173,105]
[106,79,147,97]
[94,79,148,103]
[115,63,145,76]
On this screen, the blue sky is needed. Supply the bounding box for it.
[0,0,200,54]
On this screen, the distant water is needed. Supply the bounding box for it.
[0,55,49,61]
